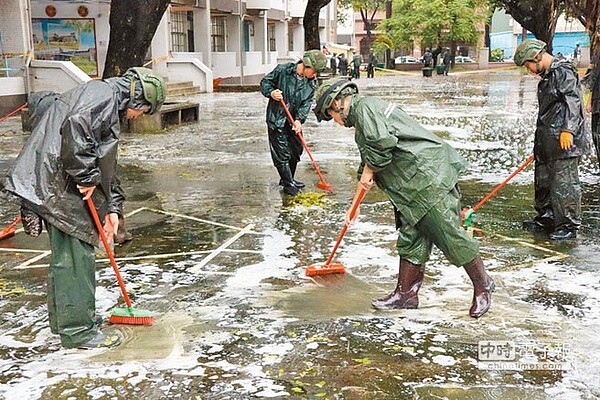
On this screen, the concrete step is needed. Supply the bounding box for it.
[167,81,195,90]
[167,86,201,97]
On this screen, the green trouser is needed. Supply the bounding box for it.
[46,224,97,348]
[395,187,479,267]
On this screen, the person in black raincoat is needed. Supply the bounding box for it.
[4,67,166,349]
[366,49,377,78]
[312,78,495,318]
[260,50,327,195]
[442,48,452,75]
[352,52,362,79]
[338,53,349,77]
[514,39,588,240]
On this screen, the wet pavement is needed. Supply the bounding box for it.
[1,68,600,399]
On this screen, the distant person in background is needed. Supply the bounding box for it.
[573,43,581,65]
[432,45,442,68]
[352,52,362,79]
[442,48,452,75]
[330,53,338,75]
[367,48,377,78]
[423,48,433,68]
[338,53,349,76]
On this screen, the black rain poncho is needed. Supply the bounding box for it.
[4,77,133,245]
[535,59,589,161]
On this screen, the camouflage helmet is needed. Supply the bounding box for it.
[513,39,547,67]
[313,78,358,122]
[123,67,166,115]
[302,50,327,72]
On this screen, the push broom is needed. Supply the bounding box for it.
[461,154,535,229]
[306,185,368,276]
[279,99,333,191]
[0,216,22,240]
[86,197,154,325]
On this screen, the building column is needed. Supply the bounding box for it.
[150,9,170,76]
[194,0,212,67]
[255,11,268,65]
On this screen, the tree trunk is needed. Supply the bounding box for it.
[499,0,558,53]
[103,0,170,78]
[304,0,331,50]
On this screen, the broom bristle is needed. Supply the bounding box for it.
[108,315,155,325]
[108,307,155,325]
[305,263,346,277]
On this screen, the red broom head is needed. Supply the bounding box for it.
[305,262,346,277]
[108,314,155,325]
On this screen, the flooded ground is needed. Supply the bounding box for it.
[1,68,600,399]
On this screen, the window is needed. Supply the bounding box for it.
[211,16,226,52]
[171,11,187,52]
[268,24,276,52]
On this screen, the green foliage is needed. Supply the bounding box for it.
[378,0,490,51]
[490,48,505,61]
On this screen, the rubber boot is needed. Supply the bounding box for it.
[372,260,425,310]
[276,164,301,196]
[279,162,305,189]
[289,160,305,189]
[463,255,495,318]
[114,214,133,244]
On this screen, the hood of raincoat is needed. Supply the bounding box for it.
[4,78,129,245]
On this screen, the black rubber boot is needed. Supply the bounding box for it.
[372,260,425,310]
[463,256,495,318]
[276,164,301,196]
[289,161,305,188]
[279,162,305,189]
[114,214,133,244]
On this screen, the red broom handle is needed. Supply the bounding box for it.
[473,154,534,212]
[279,99,330,186]
[324,186,368,266]
[86,197,133,309]
[0,103,27,124]
[2,216,22,233]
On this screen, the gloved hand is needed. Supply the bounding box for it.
[559,131,573,150]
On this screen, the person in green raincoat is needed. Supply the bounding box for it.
[313,78,495,318]
[4,67,166,349]
[260,49,327,195]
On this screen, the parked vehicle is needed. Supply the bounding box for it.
[395,56,419,64]
[455,56,476,63]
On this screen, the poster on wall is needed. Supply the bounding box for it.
[32,18,98,77]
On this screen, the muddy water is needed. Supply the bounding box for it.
[1,69,600,399]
